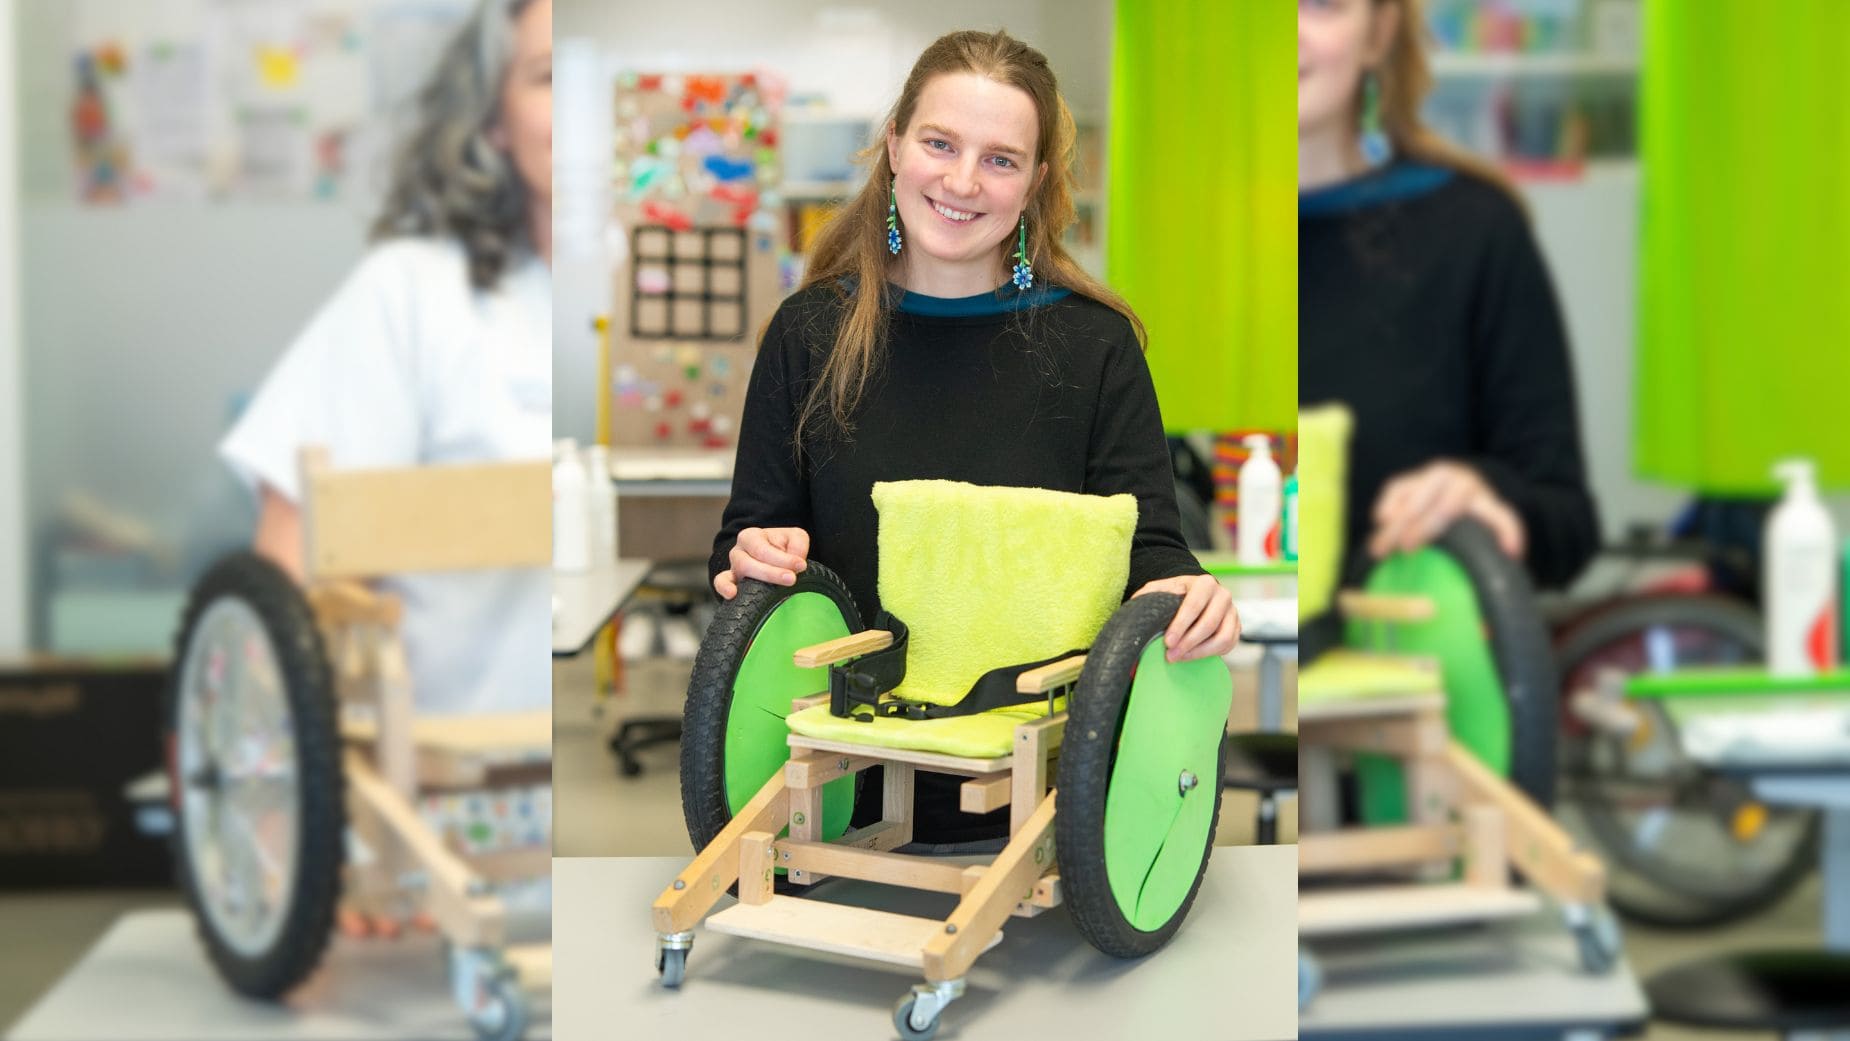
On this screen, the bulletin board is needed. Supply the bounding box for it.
[609,72,790,452]
[64,0,470,204]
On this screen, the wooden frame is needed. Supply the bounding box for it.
[1297,678,1606,935]
[651,675,1071,985]
[295,447,553,996]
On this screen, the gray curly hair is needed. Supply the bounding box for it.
[371,0,537,289]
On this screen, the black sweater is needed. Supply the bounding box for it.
[1299,162,1598,589]
[710,282,1202,842]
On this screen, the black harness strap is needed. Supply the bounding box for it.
[826,611,1082,722]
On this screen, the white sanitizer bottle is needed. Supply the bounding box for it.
[1237,434,1282,565]
[553,438,591,572]
[1764,458,1839,676]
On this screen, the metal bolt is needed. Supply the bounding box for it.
[1178,769,1199,795]
[945,924,958,934]
[673,880,685,891]
[837,757,850,771]
[782,851,790,861]
[792,811,806,826]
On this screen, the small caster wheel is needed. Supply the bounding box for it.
[467,974,529,1041]
[656,945,687,987]
[1298,946,1322,1010]
[1572,905,1623,974]
[892,994,941,1041]
[620,759,642,778]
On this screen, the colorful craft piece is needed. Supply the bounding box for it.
[702,155,755,182]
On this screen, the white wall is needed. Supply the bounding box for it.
[1,0,25,655]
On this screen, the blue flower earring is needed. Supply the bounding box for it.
[1360,70,1392,167]
[1010,215,1033,290]
[887,180,903,255]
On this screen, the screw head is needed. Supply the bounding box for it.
[945,924,957,934]
[838,757,850,771]
[1178,769,1199,794]
[792,811,806,826]
[673,879,686,890]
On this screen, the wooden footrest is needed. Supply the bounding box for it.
[1298,882,1543,937]
[503,942,551,990]
[706,895,1003,969]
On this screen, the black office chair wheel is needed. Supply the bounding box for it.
[166,552,345,999]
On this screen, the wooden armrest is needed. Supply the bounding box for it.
[1016,654,1086,694]
[307,580,403,627]
[793,629,894,668]
[1337,590,1436,623]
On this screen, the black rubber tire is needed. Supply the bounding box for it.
[1058,593,1225,959]
[1436,519,1560,808]
[1556,593,1821,929]
[166,551,345,999]
[680,563,861,892]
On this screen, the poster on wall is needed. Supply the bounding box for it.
[64,0,468,205]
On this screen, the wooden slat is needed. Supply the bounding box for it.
[1337,591,1437,622]
[1299,689,1444,723]
[1011,715,1064,836]
[740,831,775,905]
[1016,654,1086,694]
[1298,824,1463,876]
[960,771,1012,814]
[785,750,878,789]
[652,771,789,934]
[345,754,503,947]
[883,761,915,847]
[787,734,1011,776]
[1298,883,1542,937]
[774,839,969,894]
[791,630,894,668]
[307,580,403,627]
[303,451,550,578]
[1461,804,1507,888]
[790,693,829,712]
[503,943,551,991]
[342,710,552,757]
[1298,706,1448,758]
[922,789,1057,982]
[706,896,1002,969]
[786,784,826,884]
[834,819,911,853]
[1444,742,1606,905]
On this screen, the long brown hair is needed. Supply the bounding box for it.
[793,29,1144,447]
[1367,0,1517,196]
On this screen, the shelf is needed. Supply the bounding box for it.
[1431,51,1638,77]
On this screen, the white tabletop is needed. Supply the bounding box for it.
[1299,909,1647,1040]
[4,911,550,1040]
[556,847,1297,1041]
[552,559,651,657]
[1220,574,1298,644]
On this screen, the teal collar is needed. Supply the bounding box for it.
[893,282,1072,317]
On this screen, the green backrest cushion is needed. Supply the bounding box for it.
[872,480,1137,705]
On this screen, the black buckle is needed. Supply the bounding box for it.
[829,666,884,720]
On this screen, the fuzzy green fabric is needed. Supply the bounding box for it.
[784,481,1134,759]
[785,696,1067,760]
[870,480,1136,705]
[1298,650,1443,706]
[1296,404,1352,620]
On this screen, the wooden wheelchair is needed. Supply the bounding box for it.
[164,448,552,1039]
[649,481,1236,1039]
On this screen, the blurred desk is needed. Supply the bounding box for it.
[1299,913,1647,1040]
[556,848,1295,1041]
[1206,559,1298,732]
[608,448,731,561]
[552,559,650,657]
[4,911,551,1040]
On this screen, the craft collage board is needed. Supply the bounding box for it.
[609,71,790,451]
[62,0,470,204]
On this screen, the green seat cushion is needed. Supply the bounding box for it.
[1298,650,1443,706]
[785,697,1066,760]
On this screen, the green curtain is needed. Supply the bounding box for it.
[1107,0,1295,433]
[1636,2,1850,493]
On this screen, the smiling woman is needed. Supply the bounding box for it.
[707,28,1239,849]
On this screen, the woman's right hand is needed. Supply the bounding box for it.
[713,526,811,600]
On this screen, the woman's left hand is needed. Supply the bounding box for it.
[1132,573,1240,663]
